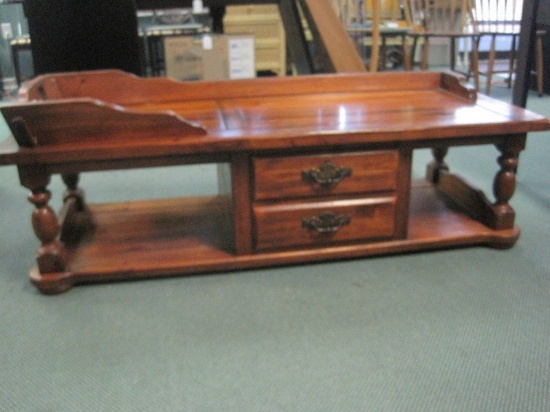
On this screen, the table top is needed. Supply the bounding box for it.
[0,70,548,166]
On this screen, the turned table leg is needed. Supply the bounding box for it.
[62,173,85,210]
[60,173,95,243]
[490,143,522,230]
[426,146,449,183]
[18,166,72,294]
[28,187,66,273]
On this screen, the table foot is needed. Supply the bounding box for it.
[30,267,74,295]
[486,227,521,249]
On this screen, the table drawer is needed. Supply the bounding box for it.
[253,151,399,201]
[253,196,396,251]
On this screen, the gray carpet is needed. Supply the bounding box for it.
[1,84,549,411]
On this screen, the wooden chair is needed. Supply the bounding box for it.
[299,0,368,72]
[375,0,413,70]
[404,0,480,89]
[471,0,545,95]
[333,0,383,71]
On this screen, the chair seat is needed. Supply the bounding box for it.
[408,31,479,38]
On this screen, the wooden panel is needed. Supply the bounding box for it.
[301,0,366,72]
[230,153,255,255]
[253,196,396,251]
[20,70,449,104]
[69,196,235,277]
[393,147,413,239]
[0,99,208,148]
[253,151,399,200]
[219,90,488,134]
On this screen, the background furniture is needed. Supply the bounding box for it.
[9,36,30,86]
[472,0,520,94]
[404,0,480,89]
[512,0,543,105]
[135,0,364,74]
[337,0,410,71]
[333,0,381,71]
[145,24,205,76]
[532,29,545,96]
[535,0,549,94]
[23,0,143,76]
[223,5,287,76]
[297,0,367,72]
[472,0,545,96]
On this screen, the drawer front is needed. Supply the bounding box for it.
[253,197,396,251]
[254,151,399,201]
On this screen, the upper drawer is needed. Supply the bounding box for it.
[253,151,399,201]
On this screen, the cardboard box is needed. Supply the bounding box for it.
[164,34,256,81]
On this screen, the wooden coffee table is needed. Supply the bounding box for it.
[0,70,548,294]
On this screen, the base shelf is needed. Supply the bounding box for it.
[32,181,519,293]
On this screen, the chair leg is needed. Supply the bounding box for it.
[536,31,544,97]
[507,34,517,89]
[450,37,456,71]
[11,44,23,87]
[467,36,479,82]
[486,34,497,95]
[421,36,429,70]
[472,36,480,91]
[409,36,419,70]
[402,35,412,71]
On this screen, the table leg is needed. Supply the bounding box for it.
[490,143,522,230]
[28,187,66,271]
[60,173,95,244]
[62,173,85,210]
[19,166,71,294]
[426,146,449,183]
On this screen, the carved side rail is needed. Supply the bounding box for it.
[20,69,477,107]
[0,99,207,148]
[439,72,477,102]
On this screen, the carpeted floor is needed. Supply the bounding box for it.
[0,81,549,411]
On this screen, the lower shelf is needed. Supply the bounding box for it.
[32,180,519,293]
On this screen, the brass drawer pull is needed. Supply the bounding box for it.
[302,212,351,234]
[301,161,352,187]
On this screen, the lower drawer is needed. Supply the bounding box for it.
[253,196,396,251]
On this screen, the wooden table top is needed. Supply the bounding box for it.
[0,70,548,166]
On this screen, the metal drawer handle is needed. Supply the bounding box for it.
[302,212,351,234]
[301,161,352,187]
